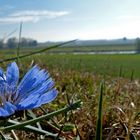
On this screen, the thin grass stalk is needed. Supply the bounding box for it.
[11,130,19,140]
[28,110,44,139]
[16,22,22,65]
[0,40,76,63]
[3,28,17,41]
[1,100,81,131]
[95,81,104,140]
[130,69,134,81]
[28,110,42,130]
[0,131,8,140]
[119,65,123,77]
[7,119,57,136]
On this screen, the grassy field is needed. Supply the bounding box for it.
[0,44,137,54]
[0,46,140,139]
[5,53,139,79]
[13,53,140,139]
[0,46,140,78]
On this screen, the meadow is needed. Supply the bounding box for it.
[0,44,137,54]
[0,45,140,139]
[28,54,140,78]
[1,51,140,78]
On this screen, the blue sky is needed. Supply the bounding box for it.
[0,0,140,42]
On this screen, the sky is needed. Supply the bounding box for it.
[0,0,140,42]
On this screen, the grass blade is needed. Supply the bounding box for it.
[7,119,57,136]
[130,132,137,140]
[134,112,140,120]
[130,69,134,81]
[95,81,104,140]
[16,22,22,65]
[119,65,123,77]
[1,100,81,131]
[0,40,77,63]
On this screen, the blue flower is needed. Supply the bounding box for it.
[0,62,58,117]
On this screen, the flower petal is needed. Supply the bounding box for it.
[18,77,54,103]
[16,89,57,110]
[15,94,40,110]
[0,102,16,117]
[0,68,3,77]
[3,102,16,116]
[16,65,40,98]
[34,89,58,108]
[0,108,9,117]
[0,68,6,81]
[16,66,50,101]
[6,62,19,87]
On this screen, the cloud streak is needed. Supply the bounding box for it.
[0,16,39,23]
[0,10,70,24]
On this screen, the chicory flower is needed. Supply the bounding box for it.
[0,62,58,117]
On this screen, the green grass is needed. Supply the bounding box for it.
[15,53,140,78]
[0,48,140,78]
[0,44,139,78]
[1,52,140,78]
[0,44,136,55]
[0,46,140,139]
[46,44,136,52]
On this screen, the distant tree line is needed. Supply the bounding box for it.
[0,37,38,48]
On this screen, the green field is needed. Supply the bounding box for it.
[0,47,140,78]
[0,44,137,54]
[3,53,138,78]
[0,44,139,78]
[0,46,140,139]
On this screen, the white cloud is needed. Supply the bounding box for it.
[0,16,39,24]
[0,10,70,24]
[10,10,70,18]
